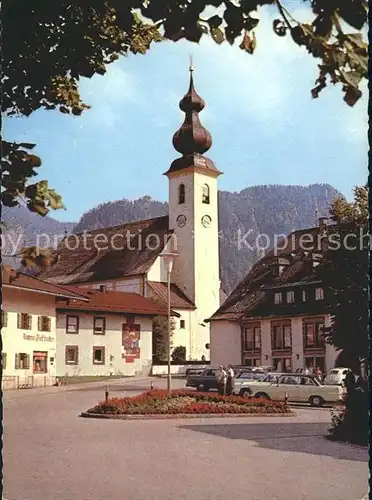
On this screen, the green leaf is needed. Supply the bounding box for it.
[26,154,42,167]
[19,143,36,150]
[239,31,256,54]
[343,86,362,106]
[46,189,65,210]
[207,15,223,29]
[211,26,225,44]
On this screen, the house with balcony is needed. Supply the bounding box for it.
[207,224,340,374]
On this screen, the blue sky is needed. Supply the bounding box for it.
[4,5,367,222]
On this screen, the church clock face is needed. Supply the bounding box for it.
[201,215,212,228]
[176,214,187,228]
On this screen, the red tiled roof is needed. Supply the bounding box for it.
[56,288,170,316]
[38,216,171,285]
[2,265,89,301]
[147,281,196,309]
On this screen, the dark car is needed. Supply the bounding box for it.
[186,368,218,392]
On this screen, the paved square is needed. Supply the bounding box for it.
[3,378,368,500]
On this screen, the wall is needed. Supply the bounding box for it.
[152,364,209,376]
[210,320,242,366]
[56,312,153,377]
[2,288,57,388]
[82,276,143,294]
[167,169,221,360]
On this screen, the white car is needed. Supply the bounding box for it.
[233,373,344,407]
[324,367,352,386]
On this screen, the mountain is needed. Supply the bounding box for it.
[1,184,342,293]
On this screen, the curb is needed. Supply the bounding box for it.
[80,411,296,421]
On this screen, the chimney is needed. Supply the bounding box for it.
[318,217,328,231]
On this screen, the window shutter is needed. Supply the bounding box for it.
[47,317,51,332]
[25,355,30,370]
[2,353,7,369]
[15,353,20,369]
[38,316,42,331]
[17,313,21,329]
[27,314,32,330]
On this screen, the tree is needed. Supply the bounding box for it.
[152,315,176,363]
[317,186,368,372]
[2,0,368,215]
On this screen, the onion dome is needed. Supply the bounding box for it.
[172,66,212,156]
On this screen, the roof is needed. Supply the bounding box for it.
[37,216,171,285]
[56,288,171,316]
[2,265,89,301]
[147,281,196,310]
[207,226,328,322]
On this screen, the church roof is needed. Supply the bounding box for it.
[38,216,171,285]
[147,281,196,310]
[164,65,221,177]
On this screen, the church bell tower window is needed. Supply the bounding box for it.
[178,183,185,204]
[202,184,210,204]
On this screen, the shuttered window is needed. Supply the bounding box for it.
[38,316,51,332]
[1,311,7,328]
[17,313,32,330]
[15,353,30,369]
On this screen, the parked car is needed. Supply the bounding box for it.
[324,367,352,386]
[233,373,344,407]
[185,367,207,377]
[186,368,218,391]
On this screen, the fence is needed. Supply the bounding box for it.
[1,375,56,390]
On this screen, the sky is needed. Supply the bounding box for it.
[4,5,368,223]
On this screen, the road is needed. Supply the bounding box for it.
[2,377,368,500]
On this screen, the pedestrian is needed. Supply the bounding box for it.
[303,366,311,375]
[314,366,323,383]
[226,365,235,396]
[216,365,227,395]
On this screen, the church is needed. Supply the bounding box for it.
[39,65,225,362]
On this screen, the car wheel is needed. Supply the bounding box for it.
[196,384,205,391]
[309,395,324,407]
[240,388,252,399]
[255,392,270,400]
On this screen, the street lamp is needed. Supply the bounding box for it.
[161,251,178,393]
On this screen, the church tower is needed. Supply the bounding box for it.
[164,62,222,360]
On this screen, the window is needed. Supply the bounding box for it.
[17,313,31,330]
[202,184,210,204]
[15,353,30,369]
[274,292,282,304]
[93,346,105,365]
[206,370,216,377]
[33,351,47,373]
[302,290,307,302]
[178,184,185,204]
[180,319,185,329]
[1,353,7,369]
[1,311,7,328]
[93,317,106,335]
[272,323,292,349]
[244,326,261,350]
[38,316,51,332]
[315,287,324,300]
[286,291,295,303]
[66,315,79,334]
[65,346,79,365]
[303,320,325,348]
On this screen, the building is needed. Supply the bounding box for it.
[38,65,223,361]
[1,265,88,389]
[207,224,339,374]
[55,288,169,377]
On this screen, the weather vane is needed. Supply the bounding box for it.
[189,54,194,72]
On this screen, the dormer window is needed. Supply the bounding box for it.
[315,287,324,300]
[286,291,294,303]
[202,184,210,204]
[274,292,282,304]
[178,184,185,204]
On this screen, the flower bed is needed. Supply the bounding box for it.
[86,390,291,416]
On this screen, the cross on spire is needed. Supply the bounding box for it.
[189,54,194,72]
